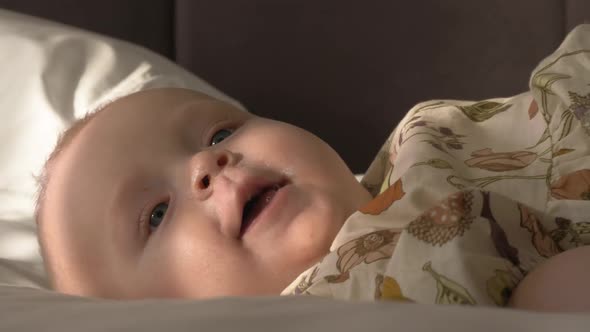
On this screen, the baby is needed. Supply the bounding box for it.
[35,87,590,312]
[35,87,373,299]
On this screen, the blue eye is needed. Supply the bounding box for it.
[149,202,168,230]
[210,128,233,146]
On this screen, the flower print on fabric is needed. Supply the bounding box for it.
[464,148,537,172]
[518,204,562,258]
[551,169,590,200]
[568,91,590,136]
[406,191,475,246]
[550,217,590,248]
[324,229,401,283]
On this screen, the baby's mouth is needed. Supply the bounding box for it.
[240,181,286,237]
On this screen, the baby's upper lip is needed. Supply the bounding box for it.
[233,174,287,238]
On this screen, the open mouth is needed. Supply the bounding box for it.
[240,181,287,236]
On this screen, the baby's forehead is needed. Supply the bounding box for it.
[94,88,233,124]
[63,89,243,167]
[59,88,249,176]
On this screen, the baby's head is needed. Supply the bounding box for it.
[36,88,371,299]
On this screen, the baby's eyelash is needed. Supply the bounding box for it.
[138,206,152,237]
[204,119,243,146]
[139,197,170,237]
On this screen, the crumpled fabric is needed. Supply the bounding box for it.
[282,25,590,307]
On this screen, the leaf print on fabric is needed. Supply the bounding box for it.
[324,229,400,283]
[480,191,522,270]
[550,217,590,247]
[399,102,446,137]
[518,204,563,258]
[399,114,466,154]
[531,49,590,122]
[550,169,590,200]
[532,73,571,94]
[486,269,519,306]
[464,148,537,172]
[438,126,454,136]
[374,274,409,302]
[359,178,405,215]
[554,148,575,157]
[409,120,428,129]
[406,191,475,246]
[457,101,511,122]
[411,101,447,116]
[557,110,575,141]
[531,72,570,122]
[447,173,546,191]
[528,100,539,119]
[412,158,453,170]
[293,266,320,295]
[423,261,476,305]
[414,134,465,154]
[425,140,446,153]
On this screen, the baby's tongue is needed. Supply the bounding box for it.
[242,187,279,232]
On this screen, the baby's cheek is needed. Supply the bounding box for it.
[137,230,204,292]
[285,198,340,265]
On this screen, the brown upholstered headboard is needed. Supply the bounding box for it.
[2,0,589,173]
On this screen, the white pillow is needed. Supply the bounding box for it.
[0,8,244,288]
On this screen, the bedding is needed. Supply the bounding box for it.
[0,8,242,288]
[283,24,590,307]
[0,285,589,332]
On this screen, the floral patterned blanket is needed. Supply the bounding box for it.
[281,25,590,307]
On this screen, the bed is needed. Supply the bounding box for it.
[1,1,590,331]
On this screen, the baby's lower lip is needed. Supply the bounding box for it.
[240,184,289,238]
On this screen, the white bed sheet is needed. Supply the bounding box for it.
[1,285,589,332]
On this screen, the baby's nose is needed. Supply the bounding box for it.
[190,149,236,199]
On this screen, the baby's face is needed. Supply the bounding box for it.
[42,88,371,299]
